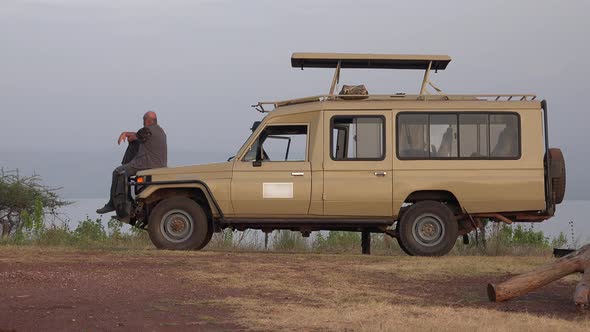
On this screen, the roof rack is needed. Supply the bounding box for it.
[291,52,452,97]
[292,53,451,70]
[253,94,537,112]
[468,94,537,101]
[251,53,537,112]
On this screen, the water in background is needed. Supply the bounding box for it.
[537,200,590,245]
[55,199,590,246]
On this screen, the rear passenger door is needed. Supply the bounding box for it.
[322,111,393,217]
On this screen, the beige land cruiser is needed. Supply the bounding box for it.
[114,53,566,256]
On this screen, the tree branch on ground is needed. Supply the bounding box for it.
[488,243,590,310]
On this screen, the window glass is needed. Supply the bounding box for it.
[490,114,519,158]
[397,114,428,158]
[430,114,457,158]
[331,116,384,160]
[459,114,489,157]
[243,125,307,162]
[397,112,519,159]
[243,139,259,161]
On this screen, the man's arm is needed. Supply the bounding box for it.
[117,132,138,145]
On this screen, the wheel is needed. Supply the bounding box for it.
[199,226,214,251]
[548,148,566,204]
[395,221,413,256]
[397,201,458,256]
[148,197,211,250]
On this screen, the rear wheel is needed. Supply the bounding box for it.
[200,226,214,251]
[397,201,458,256]
[148,197,211,250]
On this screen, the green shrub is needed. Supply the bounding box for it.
[370,233,404,255]
[12,197,45,244]
[1,169,68,239]
[312,231,360,253]
[38,222,75,246]
[551,232,568,248]
[273,230,308,251]
[107,218,123,240]
[208,228,235,249]
[74,217,107,244]
[455,223,567,256]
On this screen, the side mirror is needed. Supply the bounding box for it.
[251,121,261,132]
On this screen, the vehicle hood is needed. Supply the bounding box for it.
[137,162,233,180]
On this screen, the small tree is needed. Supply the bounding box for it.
[0,169,68,239]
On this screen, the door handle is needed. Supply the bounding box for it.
[374,171,387,177]
[291,172,304,176]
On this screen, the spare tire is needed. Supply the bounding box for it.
[548,148,566,204]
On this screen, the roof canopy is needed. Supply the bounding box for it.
[291,52,451,70]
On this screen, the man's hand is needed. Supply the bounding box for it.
[118,132,128,145]
[117,132,138,145]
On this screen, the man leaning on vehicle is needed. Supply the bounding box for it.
[96,111,167,214]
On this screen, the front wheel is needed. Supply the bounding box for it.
[396,201,458,256]
[148,197,211,250]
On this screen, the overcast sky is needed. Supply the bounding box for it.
[1,0,589,199]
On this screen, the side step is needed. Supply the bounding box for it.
[222,218,394,225]
[221,218,394,234]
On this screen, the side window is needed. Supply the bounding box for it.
[397,114,428,158]
[243,125,308,162]
[430,114,458,158]
[398,112,520,159]
[331,116,385,160]
[490,114,519,158]
[459,114,489,157]
[398,114,457,158]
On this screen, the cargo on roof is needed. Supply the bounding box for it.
[291,52,452,70]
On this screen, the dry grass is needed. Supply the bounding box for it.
[220,298,590,332]
[178,252,588,331]
[3,247,589,331]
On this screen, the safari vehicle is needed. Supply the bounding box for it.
[115,53,566,256]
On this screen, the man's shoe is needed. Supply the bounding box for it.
[96,204,115,214]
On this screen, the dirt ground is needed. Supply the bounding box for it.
[1,247,590,331]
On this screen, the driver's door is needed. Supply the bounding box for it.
[231,124,311,216]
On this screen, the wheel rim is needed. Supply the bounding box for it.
[411,213,445,247]
[160,209,194,243]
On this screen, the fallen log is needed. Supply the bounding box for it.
[488,244,590,309]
